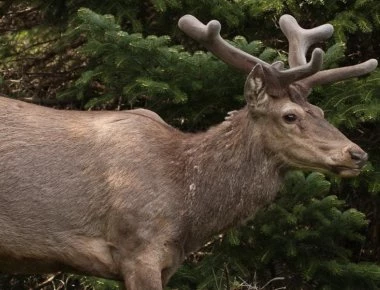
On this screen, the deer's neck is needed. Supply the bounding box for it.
[182,107,283,251]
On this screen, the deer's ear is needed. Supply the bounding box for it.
[244,64,269,110]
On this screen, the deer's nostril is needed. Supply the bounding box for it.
[349,150,368,165]
[350,151,362,161]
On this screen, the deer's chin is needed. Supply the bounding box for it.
[283,159,362,178]
[333,166,361,178]
[280,156,327,174]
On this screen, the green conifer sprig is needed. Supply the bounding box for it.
[60,8,284,129]
[168,171,379,289]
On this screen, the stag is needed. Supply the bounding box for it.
[0,14,377,289]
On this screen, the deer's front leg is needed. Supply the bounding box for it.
[123,259,163,290]
[121,242,183,290]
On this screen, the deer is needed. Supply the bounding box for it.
[0,14,377,290]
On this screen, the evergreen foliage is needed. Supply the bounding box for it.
[169,172,380,289]
[59,8,288,130]
[0,1,379,289]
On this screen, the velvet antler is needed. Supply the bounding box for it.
[178,14,378,92]
[279,14,378,91]
[178,15,324,87]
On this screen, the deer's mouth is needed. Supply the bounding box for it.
[285,159,362,178]
[331,165,362,178]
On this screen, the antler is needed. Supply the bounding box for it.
[279,14,333,68]
[279,15,378,89]
[178,14,378,94]
[178,14,324,87]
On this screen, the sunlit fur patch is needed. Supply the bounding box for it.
[253,77,263,92]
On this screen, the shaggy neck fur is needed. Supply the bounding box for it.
[181,107,284,252]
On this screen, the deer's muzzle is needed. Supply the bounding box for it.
[332,145,368,177]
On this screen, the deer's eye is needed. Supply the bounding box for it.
[283,113,298,123]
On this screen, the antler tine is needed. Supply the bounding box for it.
[279,14,378,89]
[279,14,333,68]
[178,14,324,87]
[178,14,267,73]
[301,59,378,88]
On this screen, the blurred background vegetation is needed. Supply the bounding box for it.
[0,0,379,289]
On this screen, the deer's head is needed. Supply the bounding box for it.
[179,14,377,177]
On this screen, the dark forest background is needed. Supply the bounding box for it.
[0,0,379,289]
